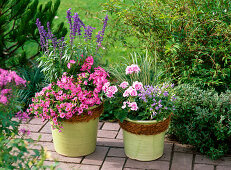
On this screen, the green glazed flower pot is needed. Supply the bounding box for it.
[51,117,99,157]
[122,118,169,161]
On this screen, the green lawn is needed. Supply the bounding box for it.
[38,0,134,64]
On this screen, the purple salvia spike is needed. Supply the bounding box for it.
[84,25,95,41]
[66,8,73,45]
[72,13,80,37]
[47,22,54,39]
[102,15,108,35]
[96,15,109,47]
[66,8,73,30]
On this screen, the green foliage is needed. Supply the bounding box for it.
[100,99,117,120]
[0,0,67,68]
[17,63,47,110]
[169,84,231,159]
[107,52,167,86]
[104,0,231,92]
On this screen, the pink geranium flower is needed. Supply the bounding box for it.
[119,81,129,89]
[123,89,130,97]
[108,85,118,93]
[106,90,114,98]
[129,102,138,111]
[125,66,133,74]
[131,64,140,73]
[132,81,143,90]
[102,82,110,93]
[125,64,141,74]
[130,89,137,96]
[122,101,127,109]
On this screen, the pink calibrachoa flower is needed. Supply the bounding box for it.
[70,60,76,64]
[119,81,129,89]
[67,60,76,69]
[0,95,8,104]
[27,57,109,131]
[80,56,94,72]
[67,63,71,69]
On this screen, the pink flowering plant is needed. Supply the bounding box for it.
[0,69,53,169]
[103,64,176,122]
[36,8,108,83]
[27,57,109,131]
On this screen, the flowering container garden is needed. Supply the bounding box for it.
[51,103,103,157]
[120,116,171,161]
[103,63,176,161]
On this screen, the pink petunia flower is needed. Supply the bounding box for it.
[67,63,71,69]
[60,112,65,118]
[70,60,76,64]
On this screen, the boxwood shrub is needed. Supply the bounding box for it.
[169,84,231,159]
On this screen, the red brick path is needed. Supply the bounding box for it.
[22,118,231,170]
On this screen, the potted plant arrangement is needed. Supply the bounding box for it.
[27,9,109,157]
[103,61,176,161]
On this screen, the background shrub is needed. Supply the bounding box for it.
[0,0,67,68]
[169,84,231,159]
[104,0,231,92]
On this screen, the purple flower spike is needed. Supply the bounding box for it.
[66,8,73,30]
[47,22,54,39]
[84,25,96,41]
[36,18,47,48]
[96,15,109,47]
[72,13,80,37]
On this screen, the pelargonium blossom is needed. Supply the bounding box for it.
[125,64,141,74]
[119,81,129,89]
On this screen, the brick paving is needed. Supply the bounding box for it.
[23,117,231,170]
